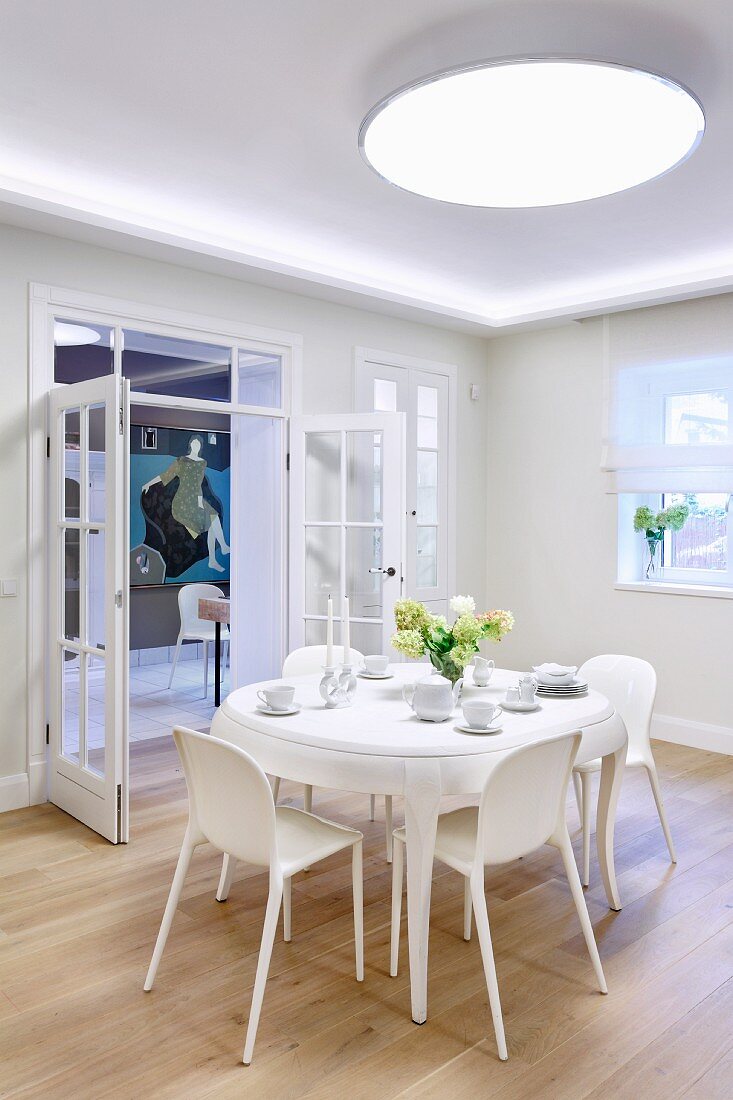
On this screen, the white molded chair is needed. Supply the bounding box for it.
[275,645,394,861]
[144,727,363,1066]
[390,733,607,1061]
[168,583,230,697]
[572,654,676,887]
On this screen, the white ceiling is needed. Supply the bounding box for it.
[1,0,732,332]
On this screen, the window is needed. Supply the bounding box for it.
[662,492,730,581]
[354,349,455,612]
[122,330,232,402]
[605,299,733,593]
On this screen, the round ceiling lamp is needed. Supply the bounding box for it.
[54,322,102,346]
[359,59,705,207]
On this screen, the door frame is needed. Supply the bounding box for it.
[28,283,302,809]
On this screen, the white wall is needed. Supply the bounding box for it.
[485,314,732,753]
[0,222,489,792]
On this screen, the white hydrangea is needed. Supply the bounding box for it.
[449,594,476,617]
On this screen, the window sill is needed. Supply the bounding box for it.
[615,581,733,600]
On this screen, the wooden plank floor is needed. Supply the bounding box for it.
[1,738,732,1099]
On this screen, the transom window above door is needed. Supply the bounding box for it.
[354,347,456,614]
[53,319,287,413]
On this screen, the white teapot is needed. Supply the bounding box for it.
[403,673,463,723]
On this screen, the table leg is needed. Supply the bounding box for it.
[403,758,442,1024]
[214,621,221,709]
[596,743,626,911]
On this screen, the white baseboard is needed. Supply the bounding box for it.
[0,772,30,812]
[652,714,733,756]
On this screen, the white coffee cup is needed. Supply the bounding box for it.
[364,654,389,675]
[257,684,295,711]
[462,699,502,730]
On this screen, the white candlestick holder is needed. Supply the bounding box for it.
[320,663,357,709]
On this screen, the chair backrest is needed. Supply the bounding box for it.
[579,654,656,759]
[173,727,276,867]
[476,732,581,867]
[282,645,365,676]
[178,583,226,637]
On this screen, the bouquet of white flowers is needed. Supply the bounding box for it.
[391,595,514,685]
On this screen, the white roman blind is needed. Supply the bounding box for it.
[603,296,733,491]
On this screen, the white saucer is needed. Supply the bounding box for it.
[455,721,503,735]
[502,700,541,713]
[256,702,301,716]
[358,669,394,680]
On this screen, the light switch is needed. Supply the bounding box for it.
[1,579,17,597]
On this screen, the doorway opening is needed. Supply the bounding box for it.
[37,287,294,841]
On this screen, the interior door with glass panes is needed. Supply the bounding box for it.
[289,413,405,656]
[48,374,129,843]
[355,359,450,612]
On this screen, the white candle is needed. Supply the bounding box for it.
[326,595,334,667]
[343,595,351,665]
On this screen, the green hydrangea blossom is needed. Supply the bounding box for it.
[452,613,482,646]
[390,628,426,659]
[394,598,431,632]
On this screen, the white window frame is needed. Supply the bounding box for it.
[27,282,302,806]
[659,492,732,587]
[615,490,733,598]
[353,346,457,614]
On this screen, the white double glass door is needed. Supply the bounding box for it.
[48,375,129,843]
[289,413,405,656]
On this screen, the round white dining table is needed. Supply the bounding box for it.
[210,665,627,1024]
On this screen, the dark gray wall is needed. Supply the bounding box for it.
[129,579,229,650]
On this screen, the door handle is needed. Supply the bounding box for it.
[369,566,396,577]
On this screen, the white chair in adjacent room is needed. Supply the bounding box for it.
[572,654,676,887]
[168,582,230,697]
[275,644,394,861]
[144,726,364,1066]
[389,732,607,1061]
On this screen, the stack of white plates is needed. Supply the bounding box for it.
[536,677,588,698]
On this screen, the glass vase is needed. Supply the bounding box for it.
[428,650,465,686]
[646,536,662,578]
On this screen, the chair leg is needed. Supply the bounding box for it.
[581,771,592,887]
[304,784,313,813]
[556,829,607,994]
[390,837,404,977]
[216,853,236,902]
[168,636,182,689]
[272,776,281,803]
[203,641,209,698]
[471,875,508,1061]
[385,796,393,864]
[645,762,677,863]
[220,640,229,683]
[369,793,376,821]
[144,835,196,990]
[463,876,472,941]
[242,879,283,1065]
[572,771,583,822]
[352,840,364,982]
[283,877,292,942]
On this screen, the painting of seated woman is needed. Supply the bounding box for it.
[130,426,231,586]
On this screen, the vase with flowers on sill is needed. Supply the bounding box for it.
[633,504,690,578]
